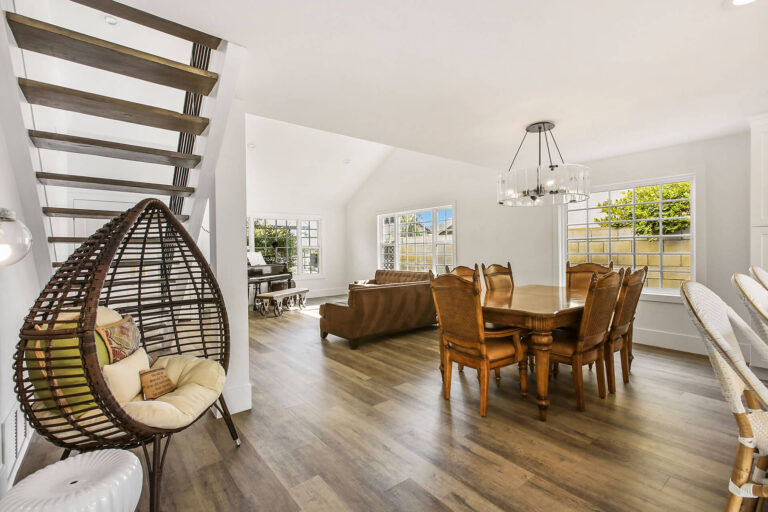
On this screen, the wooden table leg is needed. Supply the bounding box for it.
[531,331,553,421]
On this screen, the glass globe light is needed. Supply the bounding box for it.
[497,121,590,207]
[0,209,33,266]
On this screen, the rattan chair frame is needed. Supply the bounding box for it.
[14,199,239,511]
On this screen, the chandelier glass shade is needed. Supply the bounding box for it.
[497,121,590,207]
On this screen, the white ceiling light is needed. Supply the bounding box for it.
[732,0,757,5]
[104,15,118,25]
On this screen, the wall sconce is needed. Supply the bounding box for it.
[0,208,32,266]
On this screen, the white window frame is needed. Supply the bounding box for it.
[559,173,696,301]
[247,215,324,279]
[377,204,456,274]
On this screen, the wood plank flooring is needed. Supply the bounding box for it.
[17,296,738,511]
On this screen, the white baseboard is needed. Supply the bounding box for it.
[306,286,347,298]
[1,408,33,497]
[634,327,705,355]
[221,382,252,415]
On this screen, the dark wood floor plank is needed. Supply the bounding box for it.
[37,171,195,196]
[7,12,218,94]
[16,296,735,511]
[30,130,201,168]
[20,79,209,134]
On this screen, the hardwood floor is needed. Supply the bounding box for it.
[17,296,739,511]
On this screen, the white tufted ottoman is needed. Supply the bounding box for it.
[0,449,143,512]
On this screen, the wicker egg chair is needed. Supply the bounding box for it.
[14,198,240,511]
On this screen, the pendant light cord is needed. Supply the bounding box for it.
[544,130,554,168]
[550,129,566,164]
[506,131,528,173]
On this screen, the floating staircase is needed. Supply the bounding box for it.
[4,1,224,269]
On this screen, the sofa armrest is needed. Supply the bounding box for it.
[319,301,357,339]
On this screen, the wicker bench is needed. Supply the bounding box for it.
[256,288,309,317]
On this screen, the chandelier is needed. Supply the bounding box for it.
[497,121,590,207]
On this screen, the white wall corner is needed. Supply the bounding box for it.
[208,99,251,414]
[750,112,768,267]
[0,12,51,286]
[188,40,246,241]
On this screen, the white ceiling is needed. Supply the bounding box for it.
[245,115,392,208]
[126,0,768,168]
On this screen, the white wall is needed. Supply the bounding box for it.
[584,132,750,355]
[345,148,557,284]
[0,120,39,496]
[244,116,392,298]
[209,100,252,414]
[345,133,751,358]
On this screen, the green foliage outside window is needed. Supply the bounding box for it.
[595,182,690,236]
[252,221,297,271]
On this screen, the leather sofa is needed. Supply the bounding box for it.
[320,270,436,348]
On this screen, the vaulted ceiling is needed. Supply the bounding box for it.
[127,0,768,168]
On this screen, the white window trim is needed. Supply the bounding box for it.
[377,204,457,274]
[247,214,325,279]
[558,172,698,300]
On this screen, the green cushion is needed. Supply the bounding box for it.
[26,322,110,419]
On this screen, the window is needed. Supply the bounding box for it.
[248,217,321,276]
[378,206,455,273]
[565,178,693,293]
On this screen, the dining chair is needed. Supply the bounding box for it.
[481,262,514,291]
[445,265,476,281]
[732,273,768,343]
[604,266,647,393]
[682,281,768,511]
[547,270,622,411]
[566,261,614,292]
[447,264,524,374]
[751,266,768,292]
[430,271,528,416]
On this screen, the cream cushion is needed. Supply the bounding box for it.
[53,306,123,325]
[102,348,149,404]
[120,355,225,430]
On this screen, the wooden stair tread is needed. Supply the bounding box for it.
[48,236,162,244]
[52,258,184,268]
[20,79,209,135]
[6,12,218,95]
[37,172,195,197]
[70,0,221,49]
[43,207,188,221]
[29,130,201,168]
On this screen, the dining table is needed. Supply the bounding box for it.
[481,284,587,421]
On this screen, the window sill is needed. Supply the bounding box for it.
[640,290,682,304]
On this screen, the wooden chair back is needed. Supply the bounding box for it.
[732,272,768,343]
[566,261,614,292]
[750,265,768,291]
[576,270,623,351]
[481,262,514,292]
[430,271,486,358]
[609,266,647,341]
[445,264,477,282]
